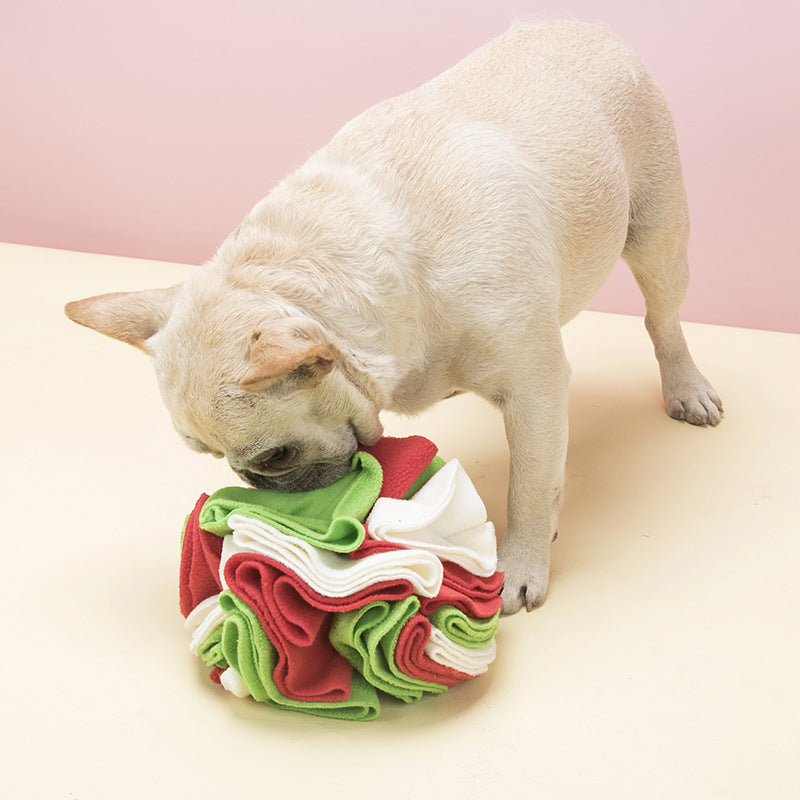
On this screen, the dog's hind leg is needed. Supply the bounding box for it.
[622,141,723,426]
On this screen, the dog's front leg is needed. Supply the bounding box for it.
[496,341,570,614]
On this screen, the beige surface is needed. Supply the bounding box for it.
[1,241,798,798]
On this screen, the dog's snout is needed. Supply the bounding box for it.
[234,452,355,494]
[235,468,276,490]
[234,464,314,493]
[250,445,297,473]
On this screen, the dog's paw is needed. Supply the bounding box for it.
[498,553,550,615]
[664,378,723,427]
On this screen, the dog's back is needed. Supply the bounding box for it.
[254,21,681,332]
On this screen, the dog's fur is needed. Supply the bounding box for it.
[65,21,722,615]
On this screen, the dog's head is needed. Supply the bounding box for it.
[65,268,384,492]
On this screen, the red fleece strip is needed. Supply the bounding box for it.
[394,613,473,687]
[224,552,418,702]
[179,493,223,618]
[418,561,504,619]
[361,435,438,500]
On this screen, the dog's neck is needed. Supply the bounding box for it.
[212,159,438,410]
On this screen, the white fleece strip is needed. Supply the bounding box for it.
[424,626,497,676]
[222,514,444,598]
[366,459,497,576]
[184,594,227,657]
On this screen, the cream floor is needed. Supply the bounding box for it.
[1,242,798,798]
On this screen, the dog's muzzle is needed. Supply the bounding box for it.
[235,457,353,493]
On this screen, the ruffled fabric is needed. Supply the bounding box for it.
[366,459,498,576]
[221,517,443,599]
[179,435,503,720]
[198,451,383,551]
[178,494,223,617]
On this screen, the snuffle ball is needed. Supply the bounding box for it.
[179,435,503,721]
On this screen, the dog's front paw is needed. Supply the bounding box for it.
[664,375,723,427]
[498,547,550,615]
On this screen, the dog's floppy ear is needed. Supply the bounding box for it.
[64,287,179,352]
[240,323,336,391]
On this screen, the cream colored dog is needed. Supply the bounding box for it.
[66,21,722,615]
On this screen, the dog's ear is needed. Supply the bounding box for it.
[64,287,179,352]
[240,323,336,391]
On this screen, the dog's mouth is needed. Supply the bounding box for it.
[236,455,354,493]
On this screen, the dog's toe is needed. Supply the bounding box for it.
[665,381,723,427]
[498,527,553,615]
[499,564,549,615]
[500,580,548,615]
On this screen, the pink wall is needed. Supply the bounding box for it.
[2,0,798,332]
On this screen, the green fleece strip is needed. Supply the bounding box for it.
[198,626,227,671]
[179,511,189,548]
[428,605,500,649]
[218,591,380,721]
[403,455,446,499]
[199,451,383,552]
[330,597,448,703]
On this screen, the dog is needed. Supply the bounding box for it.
[65,20,722,615]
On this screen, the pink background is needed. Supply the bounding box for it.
[2,0,798,332]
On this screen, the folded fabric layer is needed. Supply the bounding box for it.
[406,456,447,499]
[222,514,444,599]
[179,435,504,721]
[350,541,504,619]
[219,666,249,697]
[224,553,431,703]
[349,537,407,559]
[366,459,498,576]
[418,561,504,619]
[329,596,449,703]
[226,552,416,611]
[361,435,443,500]
[184,597,227,673]
[425,626,497,676]
[179,494,223,617]
[198,451,383,552]
[428,605,500,649]
[198,627,226,672]
[224,556,354,702]
[218,590,381,721]
[394,613,473,687]
[185,595,227,662]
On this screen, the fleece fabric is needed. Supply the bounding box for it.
[218,590,381,720]
[185,595,228,669]
[329,596,449,703]
[394,614,473,687]
[221,515,444,599]
[361,435,442,500]
[428,605,500,649]
[198,451,383,551]
[366,459,498,576]
[418,561,504,619]
[224,557,355,702]
[223,552,436,702]
[424,627,497,676]
[179,434,503,720]
[179,494,223,617]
